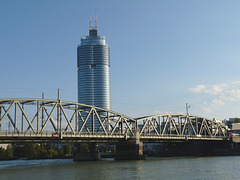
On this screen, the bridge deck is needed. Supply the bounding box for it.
[0,131,228,143]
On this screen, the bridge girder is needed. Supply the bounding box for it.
[135,114,228,142]
[0,99,229,143]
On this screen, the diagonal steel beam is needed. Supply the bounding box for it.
[40,103,57,133]
[123,118,134,136]
[64,111,76,132]
[213,123,218,137]
[188,117,197,135]
[169,115,179,135]
[1,104,18,131]
[17,102,36,133]
[59,105,74,132]
[110,116,122,135]
[204,120,212,136]
[139,118,150,135]
[43,107,57,131]
[96,116,108,132]
[78,111,90,134]
[162,116,170,135]
[199,119,205,135]
[220,125,226,137]
[93,109,108,135]
[79,108,93,134]
[149,118,159,135]
[26,105,43,131]
[181,116,189,135]
[0,102,15,124]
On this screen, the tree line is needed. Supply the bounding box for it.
[0,143,116,160]
[0,143,72,160]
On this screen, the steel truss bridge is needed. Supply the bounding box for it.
[0,98,229,143]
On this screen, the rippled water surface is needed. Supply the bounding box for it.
[0,156,239,180]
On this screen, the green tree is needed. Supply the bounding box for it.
[24,144,37,159]
[58,148,64,157]
[13,144,24,158]
[0,147,6,160]
[48,148,59,158]
[6,145,14,160]
[63,144,72,155]
[100,145,110,153]
[111,146,116,154]
[36,144,48,159]
[234,118,240,123]
[80,144,90,152]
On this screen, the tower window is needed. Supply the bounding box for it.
[91,64,96,69]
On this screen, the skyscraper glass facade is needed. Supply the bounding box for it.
[77,28,110,131]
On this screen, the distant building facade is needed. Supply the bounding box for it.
[223,117,240,135]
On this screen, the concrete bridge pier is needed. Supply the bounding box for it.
[73,143,100,161]
[115,139,147,160]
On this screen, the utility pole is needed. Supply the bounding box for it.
[57,89,60,135]
[186,103,190,115]
[42,92,44,129]
[0,106,1,132]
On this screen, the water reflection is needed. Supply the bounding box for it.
[0,157,240,180]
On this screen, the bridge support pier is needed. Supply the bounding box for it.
[73,143,100,161]
[115,139,147,160]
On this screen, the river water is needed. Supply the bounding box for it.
[0,156,239,180]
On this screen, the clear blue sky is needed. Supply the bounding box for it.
[1,0,240,120]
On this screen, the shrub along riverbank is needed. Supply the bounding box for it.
[0,143,116,160]
[0,143,73,160]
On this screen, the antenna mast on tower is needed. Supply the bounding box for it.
[89,8,92,30]
[89,8,98,36]
[95,8,97,30]
[89,8,97,30]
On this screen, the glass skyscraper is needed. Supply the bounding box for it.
[77,23,110,131]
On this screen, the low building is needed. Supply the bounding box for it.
[224,117,240,135]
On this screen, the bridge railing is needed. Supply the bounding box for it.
[0,130,128,140]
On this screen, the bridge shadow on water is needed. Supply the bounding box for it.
[144,141,240,157]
